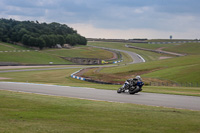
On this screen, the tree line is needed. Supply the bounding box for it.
[0,18,87,49]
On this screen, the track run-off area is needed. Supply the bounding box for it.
[0,46,200,111]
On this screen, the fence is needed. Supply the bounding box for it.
[147,82,200,87]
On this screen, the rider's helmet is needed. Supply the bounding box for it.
[135,75,141,80]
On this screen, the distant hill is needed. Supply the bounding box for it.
[0,18,87,49]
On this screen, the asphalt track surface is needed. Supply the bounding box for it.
[87,45,145,64]
[1,82,200,111]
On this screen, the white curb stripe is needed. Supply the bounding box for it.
[137,54,145,62]
[70,69,86,81]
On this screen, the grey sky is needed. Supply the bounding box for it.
[0,0,200,39]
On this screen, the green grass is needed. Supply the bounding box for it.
[0,43,16,51]
[165,43,200,55]
[143,86,200,96]
[97,55,200,84]
[0,51,72,64]
[43,46,114,60]
[0,42,31,51]
[128,43,175,50]
[0,90,200,133]
[0,42,116,65]
[128,42,200,55]
[143,63,200,83]
[0,42,72,64]
[148,39,196,42]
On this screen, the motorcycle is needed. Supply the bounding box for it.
[117,78,144,94]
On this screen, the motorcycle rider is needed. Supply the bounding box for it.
[135,75,143,86]
[121,75,143,93]
[134,75,144,92]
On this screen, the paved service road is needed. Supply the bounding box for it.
[1,82,200,111]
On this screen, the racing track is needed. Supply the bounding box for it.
[0,45,144,73]
[0,46,200,110]
[0,82,200,111]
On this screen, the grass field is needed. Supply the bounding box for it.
[1,40,200,133]
[127,43,175,50]
[0,51,73,64]
[101,55,200,81]
[0,90,200,133]
[81,55,200,87]
[148,39,197,42]
[128,42,200,55]
[43,46,114,60]
[165,43,200,55]
[0,42,116,65]
[0,42,31,51]
[0,41,200,132]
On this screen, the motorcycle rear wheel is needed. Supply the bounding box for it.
[129,91,135,94]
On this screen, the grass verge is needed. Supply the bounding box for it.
[128,42,200,55]
[43,46,114,60]
[0,90,200,133]
[143,86,200,97]
[0,51,72,64]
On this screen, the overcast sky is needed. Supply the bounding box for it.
[0,0,200,39]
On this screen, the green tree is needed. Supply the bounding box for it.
[0,18,87,48]
[18,28,29,42]
[37,37,46,49]
[68,34,77,46]
[40,35,51,47]
[0,27,3,41]
[57,35,65,46]
[28,37,37,47]
[22,34,31,45]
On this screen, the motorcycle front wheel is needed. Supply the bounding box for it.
[117,89,121,93]
[117,87,123,93]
